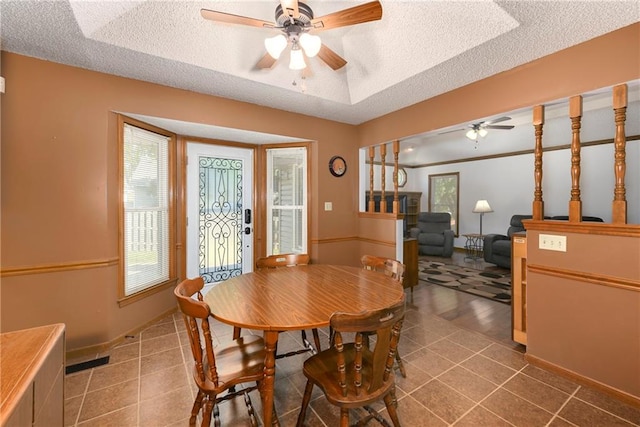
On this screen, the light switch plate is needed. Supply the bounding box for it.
[539,234,567,252]
[324,202,332,211]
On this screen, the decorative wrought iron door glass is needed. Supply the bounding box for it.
[199,156,243,283]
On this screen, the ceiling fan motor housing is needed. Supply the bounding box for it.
[275,2,314,27]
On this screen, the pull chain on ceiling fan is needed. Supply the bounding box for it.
[200,0,383,71]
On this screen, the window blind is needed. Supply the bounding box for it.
[123,124,170,296]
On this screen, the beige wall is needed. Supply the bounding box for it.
[1,21,639,386]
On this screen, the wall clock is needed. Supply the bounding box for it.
[329,155,347,177]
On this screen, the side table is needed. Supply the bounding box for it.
[462,233,484,260]
[403,238,418,296]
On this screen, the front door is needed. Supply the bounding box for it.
[186,142,253,290]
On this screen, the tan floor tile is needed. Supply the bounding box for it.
[548,416,578,427]
[481,388,554,427]
[404,347,456,377]
[521,364,580,394]
[140,332,180,357]
[394,395,448,426]
[139,385,194,426]
[65,371,91,398]
[140,364,190,401]
[102,342,139,365]
[64,396,82,427]
[428,338,475,363]
[447,329,494,352]
[140,321,177,340]
[87,359,139,392]
[453,405,512,426]
[395,360,433,395]
[461,354,517,385]
[503,372,571,413]
[411,379,475,424]
[78,379,138,422]
[140,347,184,376]
[77,405,137,427]
[560,396,637,426]
[575,386,640,425]
[480,343,527,370]
[438,365,498,402]
[402,325,450,346]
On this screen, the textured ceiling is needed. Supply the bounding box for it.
[1,1,638,161]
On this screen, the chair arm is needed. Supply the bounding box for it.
[482,234,509,263]
[442,230,454,257]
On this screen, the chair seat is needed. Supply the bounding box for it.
[303,344,395,408]
[492,240,511,257]
[195,335,266,392]
[417,233,445,246]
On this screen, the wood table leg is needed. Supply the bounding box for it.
[262,330,279,426]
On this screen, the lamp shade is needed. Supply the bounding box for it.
[478,128,488,137]
[299,33,321,57]
[289,47,306,70]
[473,200,493,213]
[466,129,477,140]
[265,34,287,59]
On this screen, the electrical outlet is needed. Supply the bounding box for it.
[324,202,332,211]
[539,234,567,252]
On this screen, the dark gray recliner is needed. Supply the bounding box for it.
[483,214,532,269]
[409,212,454,257]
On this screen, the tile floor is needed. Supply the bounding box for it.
[64,274,640,426]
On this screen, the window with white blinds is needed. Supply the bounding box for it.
[266,147,308,255]
[121,122,172,297]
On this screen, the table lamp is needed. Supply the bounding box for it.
[473,200,493,235]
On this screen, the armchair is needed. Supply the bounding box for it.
[409,212,454,257]
[483,214,531,269]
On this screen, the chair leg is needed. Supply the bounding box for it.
[340,408,350,427]
[395,351,407,378]
[384,388,401,427]
[296,381,314,427]
[233,326,241,339]
[312,328,322,352]
[190,390,205,426]
[201,396,215,427]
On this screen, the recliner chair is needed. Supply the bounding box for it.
[483,214,531,269]
[409,212,454,257]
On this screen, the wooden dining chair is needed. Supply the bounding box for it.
[175,277,267,427]
[296,297,406,427]
[360,254,407,378]
[238,253,322,358]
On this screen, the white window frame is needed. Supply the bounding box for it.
[266,146,308,255]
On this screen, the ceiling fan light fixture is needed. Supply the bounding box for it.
[265,34,287,59]
[299,33,321,57]
[466,129,478,140]
[289,46,306,70]
[478,128,488,138]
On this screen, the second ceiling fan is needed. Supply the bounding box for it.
[200,0,383,71]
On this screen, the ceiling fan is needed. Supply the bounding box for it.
[200,0,383,71]
[440,116,515,140]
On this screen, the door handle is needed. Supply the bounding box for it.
[244,209,251,224]
[244,227,251,235]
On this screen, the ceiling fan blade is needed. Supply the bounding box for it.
[310,0,382,31]
[317,44,347,70]
[280,0,300,19]
[485,125,515,130]
[485,116,511,125]
[255,53,277,70]
[200,9,275,29]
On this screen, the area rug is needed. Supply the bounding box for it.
[418,260,512,304]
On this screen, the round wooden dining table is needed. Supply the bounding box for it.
[203,264,405,426]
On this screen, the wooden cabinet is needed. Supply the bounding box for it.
[403,238,418,294]
[1,324,65,427]
[404,192,422,233]
[511,233,527,345]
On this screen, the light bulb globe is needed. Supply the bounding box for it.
[265,34,287,59]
